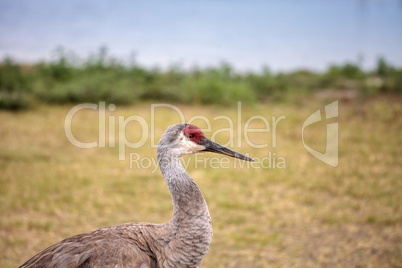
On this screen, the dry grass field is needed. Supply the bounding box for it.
[0,96,401,267]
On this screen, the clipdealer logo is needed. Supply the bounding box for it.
[302,101,338,167]
[64,101,339,169]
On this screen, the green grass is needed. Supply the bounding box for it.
[0,96,401,267]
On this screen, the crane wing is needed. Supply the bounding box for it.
[20,224,158,268]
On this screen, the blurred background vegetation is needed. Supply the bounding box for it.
[1,47,401,111]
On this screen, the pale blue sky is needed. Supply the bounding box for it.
[1,0,401,71]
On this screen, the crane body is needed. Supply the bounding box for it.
[20,123,253,268]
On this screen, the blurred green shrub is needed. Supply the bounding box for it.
[0,48,401,111]
[375,57,402,94]
[0,57,32,110]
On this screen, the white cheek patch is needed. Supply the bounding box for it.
[178,132,206,155]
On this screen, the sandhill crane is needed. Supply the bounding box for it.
[20,123,253,268]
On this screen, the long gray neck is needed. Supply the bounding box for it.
[155,132,212,267]
[157,148,210,220]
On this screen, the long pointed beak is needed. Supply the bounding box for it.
[202,138,254,162]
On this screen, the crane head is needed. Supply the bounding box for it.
[179,124,254,162]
